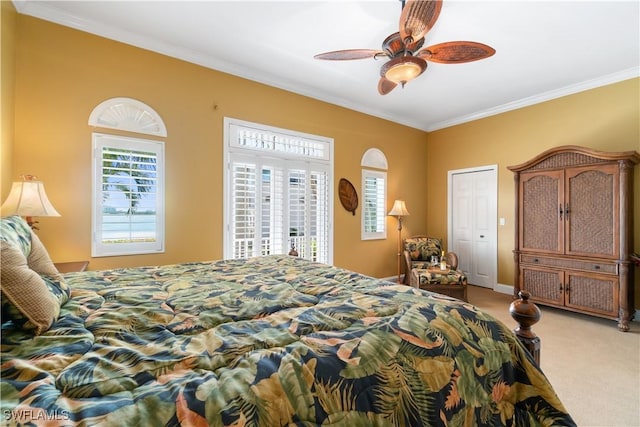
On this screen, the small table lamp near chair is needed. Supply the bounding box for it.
[388,199,410,283]
[0,175,60,229]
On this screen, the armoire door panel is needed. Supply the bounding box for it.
[521,267,563,306]
[566,272,618,317]
[520,171,563,253]
[565,165,619,258]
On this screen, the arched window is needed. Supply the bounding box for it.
[361,148,388,240]
[88,97,167,137]
[89,98,166,257]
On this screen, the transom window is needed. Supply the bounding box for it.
[224,118,333,264]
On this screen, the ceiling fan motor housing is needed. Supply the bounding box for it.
[382,32,424,57]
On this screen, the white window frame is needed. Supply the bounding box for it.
[361,148,388,240]
[223,117,334,264]
[361,169,387,240]
[92,133,165,257]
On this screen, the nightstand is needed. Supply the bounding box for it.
[55,261,89,273]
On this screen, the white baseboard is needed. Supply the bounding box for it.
[493,283,514,295]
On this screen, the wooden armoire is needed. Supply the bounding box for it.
[508,146,639,331]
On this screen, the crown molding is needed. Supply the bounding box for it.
[14,1,639,133]
[426,67,640,131]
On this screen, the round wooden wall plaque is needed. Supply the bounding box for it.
[338,178,358,216]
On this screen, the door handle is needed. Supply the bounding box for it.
[479,235,485,238]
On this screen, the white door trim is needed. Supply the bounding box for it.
[447,165,498,290]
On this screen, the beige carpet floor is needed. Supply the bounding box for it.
[467,285,640,427]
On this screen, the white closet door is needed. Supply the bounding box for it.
[449,166,497,288]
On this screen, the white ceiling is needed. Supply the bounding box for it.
[14,0,640,131]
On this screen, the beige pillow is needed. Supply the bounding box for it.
[28,231,63,279]
[1,240,60,335]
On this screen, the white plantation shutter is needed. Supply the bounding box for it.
[262,166,285,256]
[231,162,257,258]
[362,170,387,240]
[309,169,330,260]
[92,133,164,256]
[225,118,333,263]
[288,169,306,256]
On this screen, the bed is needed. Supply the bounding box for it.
[1,215,575,426]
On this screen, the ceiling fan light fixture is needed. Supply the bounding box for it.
[381,56,427,85]
[314,0,493,94]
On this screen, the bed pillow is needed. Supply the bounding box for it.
[27,231,71,300]
[0,216,69,334]
[1,241,60,334]
[0,215,32,256]
[29,231,71,306]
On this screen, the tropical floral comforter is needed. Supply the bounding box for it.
[1,255,575,426]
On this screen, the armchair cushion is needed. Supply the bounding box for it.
[410,261,432,270]
[404,237,442,261]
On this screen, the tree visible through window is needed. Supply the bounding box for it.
[92,133,164,257]
[224,118,333,264]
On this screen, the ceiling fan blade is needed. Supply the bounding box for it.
[418,41,496,63]
[399,0,442,43]
[377,77,398,95]
[314,49,384,61]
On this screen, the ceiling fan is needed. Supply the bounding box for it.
[314,0,495,95]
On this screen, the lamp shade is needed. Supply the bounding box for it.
[388,200,410,217]
[1,176,60,218]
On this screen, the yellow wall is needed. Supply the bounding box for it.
[5,13,640,299]
[9,15,429,277]
[427,78,640,293]
[1,1,16,198]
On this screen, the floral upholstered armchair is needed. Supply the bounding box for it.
[402,236,466,287]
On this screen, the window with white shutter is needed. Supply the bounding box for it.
[224,118,333,264]
[361,148,388,240]
[361,170,387,240]
[92,133,164,256]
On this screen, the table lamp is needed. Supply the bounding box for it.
[1,175,60,229]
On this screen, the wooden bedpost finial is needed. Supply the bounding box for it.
[509,290,541,338]
[510,290,542,364]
